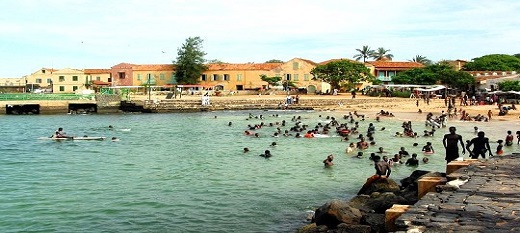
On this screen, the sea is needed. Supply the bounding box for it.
[0,110,518,233]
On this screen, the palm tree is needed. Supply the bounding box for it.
[353,45,374,62]
[371,47,394,61]
[409,55,432,65]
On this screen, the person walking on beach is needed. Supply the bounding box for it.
[443,126,465,163]
[466,131,492,159]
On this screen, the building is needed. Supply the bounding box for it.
[366,58,424,84]
[467,71,519,91]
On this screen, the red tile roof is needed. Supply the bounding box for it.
[367,61,424,69]
[84,69,111,74]
[206,63,282,71]
[91,80,111,85]
[133,64,174,71]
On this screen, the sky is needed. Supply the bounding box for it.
[1,0,519,77]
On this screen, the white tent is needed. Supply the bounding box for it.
[414,85,446,92]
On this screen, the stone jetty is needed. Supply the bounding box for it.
[396,154,520,232]
[297,154,520,233]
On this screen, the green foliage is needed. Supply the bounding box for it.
[174,37,208,84]
[206,59,226,64]
[409,55,432,66]
[392,64,475,90]
[391,90,412,98]
[265,59,284,63]
[311,60,374,92]
[497,80,520,91]
[353,45,374,62]
[372,47,393,60]
[260,75,282,89]
[462,54,520,71]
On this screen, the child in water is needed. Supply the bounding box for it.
[496,140,504,155]
[422,142,435,154]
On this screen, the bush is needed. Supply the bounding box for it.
[391,91,411,98]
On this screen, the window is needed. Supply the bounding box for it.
[108,77,112,82]
[285,74,291,81]
[293,62,299,70]
[96,76,101,81]
[36,78,42,83]
[212,74,218,81]
[118,72,125,79]
[72,76,78,81]
[378,71,385,77]
[59,86,65,91]
[137,74,142,81]
[388,71,395,77]
[73,86,78,91]
[59,76,65,82]
[201,74,207,81]
[304,74,310,81]
[160,73,165,80]
[237,74,242,81]
[293,74,299,81]
[47,78,52,84]
[223,74,230,81]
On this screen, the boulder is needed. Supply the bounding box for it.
[297,223,371,233]
[347,195,372,212]
[360,213,385,233]
[400,170,443,188]
[314,200,363,228]
[364,192,409,213]
[357,177,400,196]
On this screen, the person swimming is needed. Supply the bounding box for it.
[260,150,272,158]
[243,147,250,153]
[323,154,334,167]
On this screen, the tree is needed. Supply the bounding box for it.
[206,59,226,64]
[174,37,208,84]
[409,55,432,66]
[265,59,284,63]
[311,60,374,92]
[462,54,520,71]
[260,74,282,90]
[392,64,475,90]
[353,45,374,62]
[497,80,520,91]
[371,47,394,61]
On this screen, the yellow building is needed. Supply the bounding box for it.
[23,68,55,92]
[24,68,112,93]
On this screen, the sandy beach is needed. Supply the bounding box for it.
[141,92,520,122]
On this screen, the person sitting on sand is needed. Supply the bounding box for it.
[323,154,334,167]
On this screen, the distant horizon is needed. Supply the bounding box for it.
[1,0,519,77]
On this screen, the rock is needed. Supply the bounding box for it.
[357,177,400,196]
[314,200,363,228]
[364,192,409,213]
[336,223,371,233]
[360,213,385,233]
[348,195,372,212]
[400,170,433,188]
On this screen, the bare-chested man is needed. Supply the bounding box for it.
[443,126,466,163]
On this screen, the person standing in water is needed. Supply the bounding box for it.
[466,131,493,159]
[443,126,465,163]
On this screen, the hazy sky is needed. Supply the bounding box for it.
[1,0,519,77]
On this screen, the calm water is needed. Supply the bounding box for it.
[0,110,518,232]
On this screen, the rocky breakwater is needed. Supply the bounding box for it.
[298,170,444,233]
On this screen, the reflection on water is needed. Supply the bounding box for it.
[0,110,518,232]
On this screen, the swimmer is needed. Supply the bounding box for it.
[228,122,232,126]
[354,151,363,158]
[412,143,419,147]
[422,157,429,164]
[260,150,272,158]
[346,143,356,153]
[244,147,250,153]
[111,137,119,142]
[405,153,419,166]
[323,154,334,167]
[270,142,277,147]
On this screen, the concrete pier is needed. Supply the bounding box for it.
[396,154,520,232]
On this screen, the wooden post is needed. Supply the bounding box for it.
[385,204,410,232]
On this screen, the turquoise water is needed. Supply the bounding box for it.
[0,110,518,232]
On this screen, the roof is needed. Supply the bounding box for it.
[206,63,282,71]
[367,61,424,69]
[91,80,111,85]
[319,58,360,65]
[84,69,111,74]
[133,64,175,71]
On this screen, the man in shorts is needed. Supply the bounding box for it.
[443,126,465,163]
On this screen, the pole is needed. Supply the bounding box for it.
[148,76,151,101]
